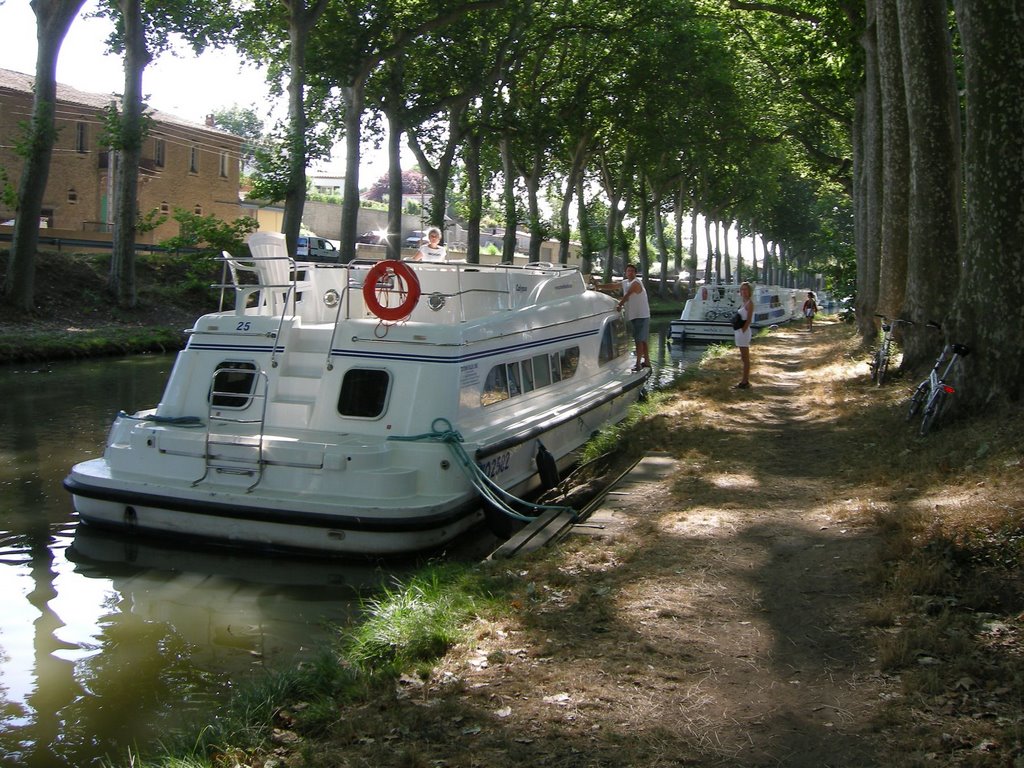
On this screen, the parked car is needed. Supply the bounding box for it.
[296,235,340,263]
[404,230,426,248]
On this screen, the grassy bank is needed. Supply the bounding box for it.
[108,321,1024,768]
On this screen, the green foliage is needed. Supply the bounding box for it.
[137,208,168,235]
[209,106,265,173]
[159,209,258,255]
[158,209,258,290]
[246,130,291,203]
[0,167,14,209]
[99,102,154,151]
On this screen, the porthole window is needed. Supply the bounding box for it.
[338,368,390,418]
[210,361,258,408]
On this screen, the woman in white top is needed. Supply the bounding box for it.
[414,227,447,261]
[734,281,754,388]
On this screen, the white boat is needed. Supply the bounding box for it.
[669,278,804,343]
[64,233,648,557]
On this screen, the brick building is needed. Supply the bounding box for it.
[0,68,242,243]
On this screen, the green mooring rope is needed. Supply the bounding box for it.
[389,417,577,523]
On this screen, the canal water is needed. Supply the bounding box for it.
[0,318,707,767]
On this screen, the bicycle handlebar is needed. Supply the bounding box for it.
[874,314,915,326]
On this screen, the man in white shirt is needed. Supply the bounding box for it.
[616,263,651,370]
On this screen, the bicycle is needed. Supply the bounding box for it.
[906,322,971,436]
[868,315,914,386]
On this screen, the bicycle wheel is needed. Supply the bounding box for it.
[907,381,929,421]
[919,390,947,436]
[875,345,890,386]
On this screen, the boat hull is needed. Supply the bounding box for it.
[669,282,805,342]
[65,375,642,555]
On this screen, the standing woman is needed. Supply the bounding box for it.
[414,227,447,261]
[734,281,754,389]
[802,291,818,331]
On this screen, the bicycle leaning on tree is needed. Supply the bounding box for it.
[868,315,914,386]
[906,321,971,436]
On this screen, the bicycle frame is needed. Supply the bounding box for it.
[870,315,913,386]
[907,321,971,435]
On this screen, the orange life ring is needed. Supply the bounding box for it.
[362,260,421,321]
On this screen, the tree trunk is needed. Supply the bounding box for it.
[4,0,86,312]
[109,0,151,309]
[896,0,962,366]
[876,0,910,319]
[282,13,312,257]
[385,100,404,261]
[463,130,483,265]
[499,134,517,263]
[637,177,649,276]
[950,0,1024,405]
[856,2,884,342]
[339,84,365,263]
[723,220,732,283]
[576,175,593,276]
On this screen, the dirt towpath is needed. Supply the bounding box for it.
[313,321,901,767]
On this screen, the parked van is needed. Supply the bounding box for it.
[296,235,340,262]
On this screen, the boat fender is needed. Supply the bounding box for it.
[536,441,559,490]
[362,260,421,321]
[701,286,707,301]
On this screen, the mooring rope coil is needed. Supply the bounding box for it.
[389,417,577,523]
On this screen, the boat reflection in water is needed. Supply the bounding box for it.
[65,524,392,671]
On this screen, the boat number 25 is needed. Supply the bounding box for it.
[235,321,252,331]
[479,451,512,479]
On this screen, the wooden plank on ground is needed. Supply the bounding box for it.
[488,508,578,559]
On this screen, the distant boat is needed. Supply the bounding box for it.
[65,234,648,556]
[670,278,805,343]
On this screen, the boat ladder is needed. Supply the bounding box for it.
[193,368,270,491]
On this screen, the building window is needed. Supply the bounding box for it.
[75,122,87,153]
[67,188,78,204]
[154,138,165,168]
[189,146,199,173]
[160,200,170,214]
[193,203,202,215]
[219,151,229,178]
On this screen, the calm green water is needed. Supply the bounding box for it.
[0,321,697,767]
[0,354,397,767]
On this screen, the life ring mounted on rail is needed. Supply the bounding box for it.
[362,260,421,321]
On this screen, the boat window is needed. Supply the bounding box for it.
[532,354,551,388]
[599,319,630,364]
[481,345,580,407]
[506,363,522,396]
[210,362,258,408]
[561,346,579,379]
[521,359,535,393]
[338,369,391,418]
[482,365,510,406]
